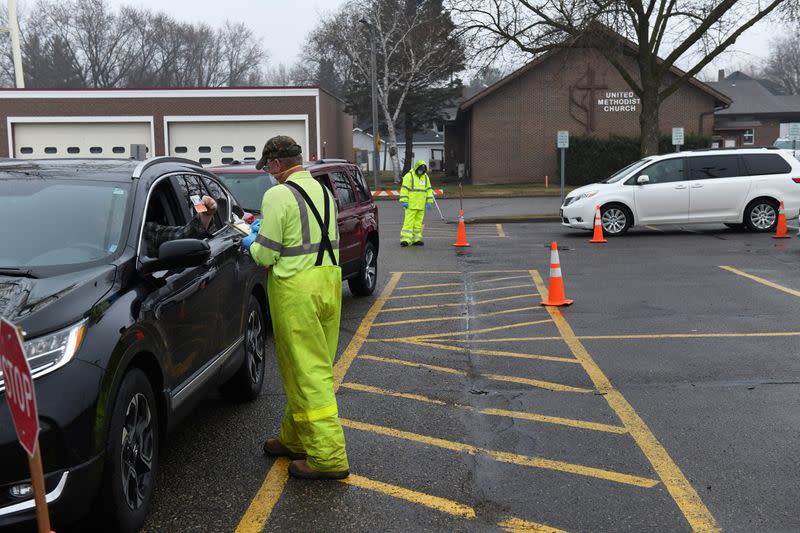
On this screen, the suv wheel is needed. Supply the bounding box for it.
[348,241,378,297]
[601,204,632,236]
[744,199,778,232]
[221,295,267,402]
[101,369,159,533]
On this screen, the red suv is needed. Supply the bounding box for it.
[208,160,379,296]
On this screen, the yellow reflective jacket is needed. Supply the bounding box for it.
[399,159,434,210]
[250,170,340,278]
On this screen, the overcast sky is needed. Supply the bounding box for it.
[104,0,778,82]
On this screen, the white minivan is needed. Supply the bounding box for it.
[560,148,800,236]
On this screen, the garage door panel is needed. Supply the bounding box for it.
[168,121,307,166]
[13,122,151,159]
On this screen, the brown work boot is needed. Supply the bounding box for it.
[263,438,306,460]
[288,459,349,480]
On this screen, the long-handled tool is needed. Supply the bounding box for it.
[432,194,447,222]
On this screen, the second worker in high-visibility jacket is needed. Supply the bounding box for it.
[399,159,434,246]
[243,135,349,480]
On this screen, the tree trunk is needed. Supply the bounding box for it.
[639,90,660,157]
[403,111,414,175]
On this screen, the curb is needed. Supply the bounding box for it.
[459,214,561,225]
[372,193,562,202]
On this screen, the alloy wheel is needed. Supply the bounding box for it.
[364,247,377,289]
[601,208,627,235]
[120,393,154,511]
[246,309,264,385]
[750,203,776,230]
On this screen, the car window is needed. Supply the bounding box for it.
[741,154,792,176]
[349,167,371,202]
[201,176,231,222]
[331,171,356,208]
[214,172,276,213]
[639,158,685,184]
[688,155,742,180]
[173,175,222,231]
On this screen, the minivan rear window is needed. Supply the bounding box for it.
[688,155,741,180]
[741,154,791,176]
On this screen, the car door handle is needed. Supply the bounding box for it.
[691,184,703,188]
[674,185,687,190]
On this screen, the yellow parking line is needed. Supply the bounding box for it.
[392,270,530,274]
[473,294,540,305]
[386,284,535,300]
[373,307,544,327]
[473,274,531,284]
[381,302,465,313]
[497,223,506,238]
[359,354,591,393]
[341,382,626,434]
[530,270,719,532]
[459,331,800,342]
[340,418,658,488]
[720,265,800,298]
[235,272,403,533]
[400,339,578,364]
[414,319,553,340]
[341,473,476,519]
[342,475,566,532]
[398,282,463,290]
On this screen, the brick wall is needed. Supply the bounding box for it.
[318,91,353,159]
[463,48,718,184]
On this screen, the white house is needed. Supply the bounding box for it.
[352,127,445,172]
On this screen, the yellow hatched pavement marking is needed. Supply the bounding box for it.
[398,282,463,290]
[393,270,530,274]
[341,382,626,434]
[341,475,566,532]
[359,354,592,393]
[454,332,800,342]
[340,418,658,488]
[379,294,538,313]
[235,273,403,533]
[400,338,578,364]
[720,265,800,298]
[414,319,553,340]
[530,270,719,532]
[373,307,543,327]
[386,283,534,300]
[497,223,506,238]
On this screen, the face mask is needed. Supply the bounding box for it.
[416,166,427,175]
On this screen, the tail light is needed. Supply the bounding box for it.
[792,177,800,183]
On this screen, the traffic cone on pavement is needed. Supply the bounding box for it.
[589,205,607,243]
[773,201,790,239]
[541,241,573,306]
[453,210,471,247]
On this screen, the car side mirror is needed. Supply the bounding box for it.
[139,239,211,274]
[637,175,650,185]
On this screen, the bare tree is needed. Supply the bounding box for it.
[450,0,800,156]
[763,34,800,95]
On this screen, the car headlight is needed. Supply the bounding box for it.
[0,319,87,391]
[563,191,598,207]
[577,191,598,200]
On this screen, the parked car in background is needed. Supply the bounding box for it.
[0,157,268,532]
[208,159,379,297]
[561,148,800,236]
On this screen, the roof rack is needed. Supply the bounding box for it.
[132,156,202,178]
[309,158,351,164]
[688,146,780,152]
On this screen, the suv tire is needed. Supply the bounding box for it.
[221,295,266,402]
[744,199,778,232]
[348,241,378,297]
[600,204,632,236]
[100,369,159,533]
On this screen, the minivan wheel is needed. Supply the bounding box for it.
[101,369,159,533]
[600,205,632,236]
[221,295,266,402]
[348,241,378,297]
[744,199,778,232]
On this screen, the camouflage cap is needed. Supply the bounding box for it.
[255,135,303,170]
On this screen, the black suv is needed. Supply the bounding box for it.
[0,158,268,531]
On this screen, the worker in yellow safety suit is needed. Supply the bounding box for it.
[399,159,434,246]
[242,135,349,480]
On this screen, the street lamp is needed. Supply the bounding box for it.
[359,18,380,193]
[0,0,25,88]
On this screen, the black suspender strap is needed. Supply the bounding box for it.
[284,181,337,267]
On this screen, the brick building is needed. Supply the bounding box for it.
[446,46,730,184]
[0,87,352,165]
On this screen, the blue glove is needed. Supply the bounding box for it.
[401,202,409,209]
[242,232,257,248]
[426,203,432,210]
[250,219,261,234]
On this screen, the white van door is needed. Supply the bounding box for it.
[633,158,689,224]
[687,155,751,222]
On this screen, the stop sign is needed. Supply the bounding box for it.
[0,318,39,457]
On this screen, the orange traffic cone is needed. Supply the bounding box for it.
[453,209,471,247]
[773,201,790,239]
[541,242,573,306]
[589,205,607,243]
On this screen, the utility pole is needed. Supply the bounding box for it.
[360,18,380,192]
[3,0,25,88]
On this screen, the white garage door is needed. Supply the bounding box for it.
[13,122,151,159]
[167,120,307,166]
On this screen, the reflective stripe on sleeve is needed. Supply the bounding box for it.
[254,234,282,252]
[281,240,340,257]
[292,403,338,422]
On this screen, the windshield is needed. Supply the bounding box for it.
[215,173,276,212]
[0,178,131,268]
[604,159,652,183]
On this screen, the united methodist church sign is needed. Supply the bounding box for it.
[597,92,641,112]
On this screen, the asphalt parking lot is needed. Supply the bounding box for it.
[109,199,800,533]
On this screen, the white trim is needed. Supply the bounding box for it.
[0,472,69,516]
[0,88,320,99]
[315,93,321,158]
[162,114,310,159]
[7,115,155,158]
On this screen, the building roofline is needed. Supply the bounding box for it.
[0,86,321,99]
